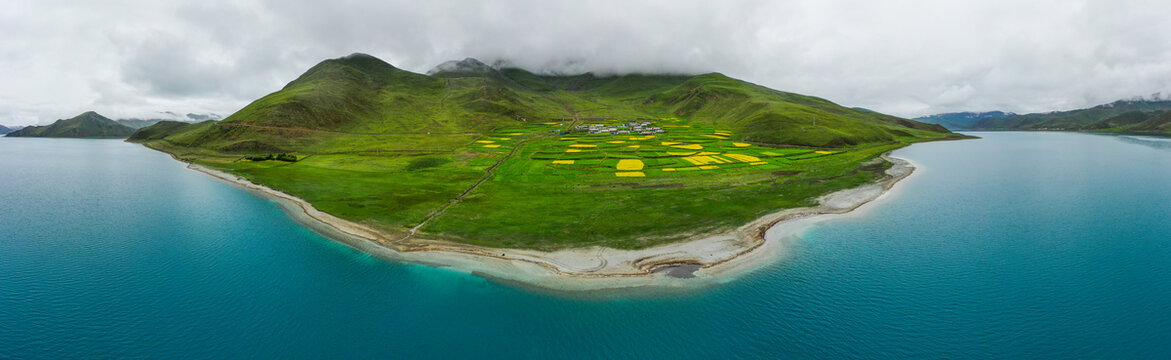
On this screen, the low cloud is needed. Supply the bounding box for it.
[2,0,1170,125]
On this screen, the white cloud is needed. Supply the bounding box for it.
[2,0,1170,125]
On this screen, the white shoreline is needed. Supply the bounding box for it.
[182,154,916,292]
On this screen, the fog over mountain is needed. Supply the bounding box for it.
[2,0,1170,125]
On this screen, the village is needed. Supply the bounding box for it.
[568,119,667,136]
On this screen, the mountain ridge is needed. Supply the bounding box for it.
[970,99,1171,131]
[914,111,1014,130]
[6,111,135,138]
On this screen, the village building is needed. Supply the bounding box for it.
[570,120,666,135]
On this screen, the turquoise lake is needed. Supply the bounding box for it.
[1,132,1170,358]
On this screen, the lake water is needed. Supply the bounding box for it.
[1,132,1169,358]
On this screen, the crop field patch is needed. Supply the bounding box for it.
[614,171,646,177]
[616,159,645,171]
[434,117,857,184]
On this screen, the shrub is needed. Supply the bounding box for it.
[245,153,298,162]
[405,156,451,171]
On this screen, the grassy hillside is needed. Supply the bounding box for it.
[971,100,1171,131]
[1126,111,1171,132]
[1081,111,1156,130]
[6,111,135,138]
[131,53,962,249]
[637,73,949,147]
[126,120,211,141]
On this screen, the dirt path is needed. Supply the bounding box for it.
[404,136,531,237]
[400,96,582,240]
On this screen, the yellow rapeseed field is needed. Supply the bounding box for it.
[483,144,501,148]
[566,149,582,153]
[475,140,494,144]
[552,160,575,165]
[671,144,703,150]
[733,142,751,147]
[569,144,597,148]
[683,156,731,165]
[616,159,645,171]
[615,172,646,177]
[724,153,762,162]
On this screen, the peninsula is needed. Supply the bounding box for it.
[130,53,965,289]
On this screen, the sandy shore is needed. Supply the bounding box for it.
[184,154,915,292]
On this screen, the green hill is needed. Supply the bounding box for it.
[971,99,1171,131]
[1125,110,1171,132]
[132,53,961,250]
[6,111,135,138]
[1081,111,1156,130]
[126,120,212,141]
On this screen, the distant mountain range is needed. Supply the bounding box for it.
[116,113,221,129]
[912,111,1014,130]
[116,119,168,129]
[2,111,217,138]
[5,111,136,138]
[969,99,1171,132]
[915,99,1171,135]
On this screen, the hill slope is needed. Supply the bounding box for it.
[0,125,12,135]
[1081,111,1157,130]
[127,120,211,141]
[6,112,135,138]
[131,53,961,250]
[1125,110,1171,132]
[638,72,949,146]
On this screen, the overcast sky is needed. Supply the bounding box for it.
[2,0,1170,126]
